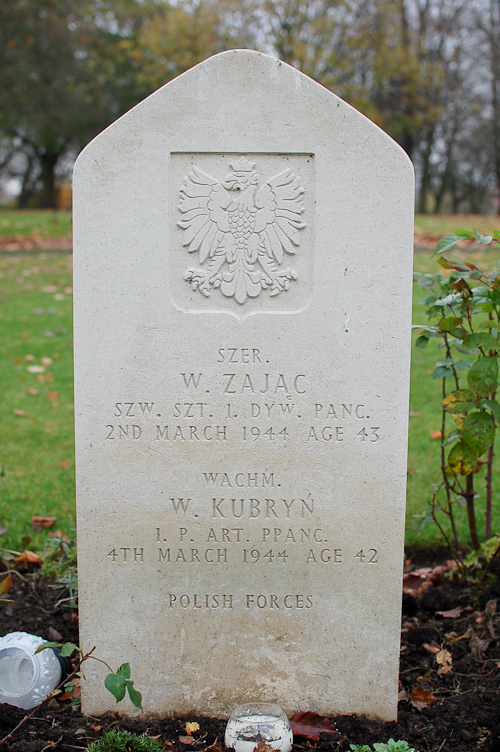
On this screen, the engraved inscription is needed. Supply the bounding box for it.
[178,157,306,304]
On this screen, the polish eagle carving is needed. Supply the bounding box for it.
[178,157,306,304]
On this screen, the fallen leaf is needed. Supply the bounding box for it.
[421,642,440,654]
[37,374,45,383]
[89,724,102,732]
[254,744,276,752]
[32,516,56,531]
[48,530,69,540]
[41,356,53,366]
[289,711,338,742]
[436,607,463,619]
[485,600,497,617]
[25,354,35,361]
[435,649,452,674]
[19,332,30,338]
[469,633,490,658]
[179,736,196,745]
[430,430,442,439]
[59,459,70,468]
[46,374,54,382]
[0,575,13,596]
[185,722,200,735]
[41,285,58,293]
[13,409,27,417]
[27,388,38,395]
[402,572,432,595]
[14,550,41,568]
[13,357,23,363]
[47,391,58,400]
[409,687,438,711]
[27,365,45,373]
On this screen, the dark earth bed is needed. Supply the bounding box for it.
[1,549,499,752]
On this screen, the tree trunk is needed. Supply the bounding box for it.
[38,150,60,209]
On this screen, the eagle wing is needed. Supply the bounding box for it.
[253,169,306,264]
[177,168,231,264]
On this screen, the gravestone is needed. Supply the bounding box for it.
[73,50,414,720]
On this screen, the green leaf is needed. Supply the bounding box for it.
[104,672,127,703]
[433,366,453,379]
[60,642,79,657]
[448,440,478,475]
[435,233,467,254]
[454,359,473,371]
[415,334,429,349]
[438,316,463,333]
[473,229,493,245]
[437,256,471,272]
[452,229,474,239]
[442,389,476,414]
[116,663,131,679]
[467,357,498,397]
[462,411,495,454]
[462,333,497,349]
[444,429,462,446]
[35,641,62,654]
[126,680,143,710]
[481,399,500,421]
[412,324,440,333]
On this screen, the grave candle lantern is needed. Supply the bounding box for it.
[0,632,70,710]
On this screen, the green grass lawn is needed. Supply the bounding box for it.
[0,209,72,238]
[1,214,499,555]
[0,252,75,553]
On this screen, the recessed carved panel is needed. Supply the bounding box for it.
[169,153,314,318]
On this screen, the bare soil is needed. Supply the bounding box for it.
[0,551,499,752]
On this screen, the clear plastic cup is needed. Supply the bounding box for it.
[225,702,293,752]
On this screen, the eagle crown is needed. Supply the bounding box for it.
[223,157,258,191]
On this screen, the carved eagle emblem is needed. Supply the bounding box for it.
[178,157,306,304]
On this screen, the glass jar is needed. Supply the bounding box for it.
[225,702,293,752]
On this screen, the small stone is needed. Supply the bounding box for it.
[47,627,63,641]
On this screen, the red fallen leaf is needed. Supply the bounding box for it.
[13,409,27,417]
[409,687,438,711]
[436,606,463,619]
[89,724,102,732]
[289,712,338,742]
[14,550,41,568]
[59,459,70,468]
[32,516,56,531]
[47,391,58,400]
[48,530,69,540]
[402,572,433,595]
[430,430,442,439]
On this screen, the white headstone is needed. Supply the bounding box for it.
[73,50,414,721]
